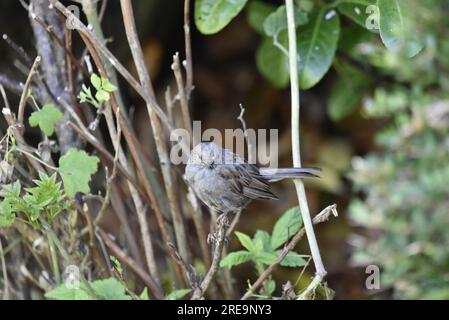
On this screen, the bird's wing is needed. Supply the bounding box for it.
[218,164,278,200]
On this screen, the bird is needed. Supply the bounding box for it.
[185,142,320,215]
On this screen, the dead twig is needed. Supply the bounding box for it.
[191,213,230,299]
[241,204,338,300]
[97,228,164,300]
[18,56,41,126]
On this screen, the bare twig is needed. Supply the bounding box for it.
[191,213,230,300]
[183,0,193,97]
[94,109,121,225]
[0,238,9,300]
[241,204,337,300]
[97,228,165,300]
[187,188,211,267]
[167,242,198,289]
[120,0,190,264]
[2,108,45,173]
[18,56,41,126]
[237,104,256,166]
[171,52,192,135]
[50,0,176,135]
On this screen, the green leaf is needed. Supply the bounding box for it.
[298,8,340,89]
[279,251,307,267]
[90,74,102,90]
[256,33,290,88]
[0,201,15,227]
[28,104,63,136]
[45,283,92,300]
[271,206,302,250]
[235,231,254,251]
[328,61,371,121]
[220,251,253,268]
[378,0,424,58]
[254,251,277,265]
[90,278,132,300]
[95,90,110,102]
[140,287,149,300]
[58,148,99,197]
[102,81,117,93]
[246,1,276,34]
[263,5,308,37]
[195,0,248,34]
[253,230,271,252]
[166,288,192,300]
[337,0,378,32]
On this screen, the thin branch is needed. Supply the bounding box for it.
[237,103,255,164]
[183,0,193,97]
[285,0,326,276]
[0,238,9,300]
[97,227,165,300]
[171,52,192,135]
[18,56,41,126]
[120,0,190,265]
[191,213,231,300]
[241,204,337,300]
[50,0,176,135]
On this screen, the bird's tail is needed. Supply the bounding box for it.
[259,167,321,182]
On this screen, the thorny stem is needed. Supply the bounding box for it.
[285,0,327,277]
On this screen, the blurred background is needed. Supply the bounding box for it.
[1,0,448,299]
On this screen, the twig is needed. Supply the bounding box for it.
[2,33,32,66]
[167,242,198,289]
[94,108,121,225]
[237,103,256,165]
[97,227,165,299]
[171,52,192,135]
[241,204,337,300]
[285,0,326,277]
[0,84,10,109]
[191,213,230,299]
[0,238,9,300]
[17,56,41,126]
[50,0,176,135]
[183,0,193,97]
[187,188,211,267]
[2,108,45,173]
[120,0,190,264]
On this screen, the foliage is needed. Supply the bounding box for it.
[221,207,307,297]
[58,148,100,198]
[28,104,63,136]
[348,0,449,299]
[195,0,426,91]
[0,173,69,228]
[45,277,131,300]
[79,73,117,108]
[166,288,192,300]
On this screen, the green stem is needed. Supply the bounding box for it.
[47,231,61,284]
[42,221,100,299]
[285,0,326,276]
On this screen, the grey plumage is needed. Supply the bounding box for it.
[185,142,320,214]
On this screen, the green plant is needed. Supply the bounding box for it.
[0,173,69,228]
[221,207,307,297]
[28,104,63,136]
[45,277,132,300]
[79,73,117,108]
